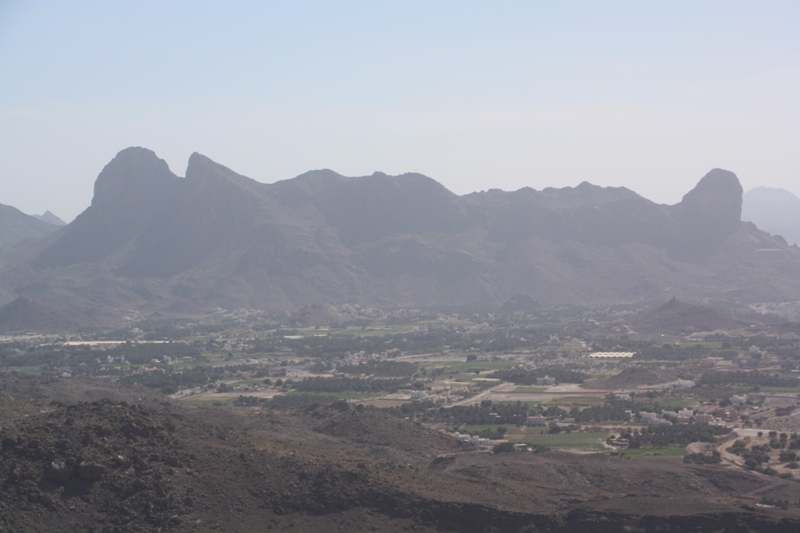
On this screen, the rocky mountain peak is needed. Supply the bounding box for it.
[16,147,800,314]
[679,168,743,226]
[186,152,255,186]
[668,168,744,261]
[185,152,219,177]
[32,211,66,226]
[91,147,179,210]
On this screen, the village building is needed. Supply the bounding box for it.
[730,395,747,407]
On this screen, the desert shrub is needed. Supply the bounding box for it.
[337,360,418,378]
[780,450,797,462]
[760,498,789,510]
[474,427,507,439]
[684,451,722,464]
[488,366,587,384]
[492,442,516,454]
[699,371,800,388]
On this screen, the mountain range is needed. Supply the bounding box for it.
[32,210,66,226]
[742,186,800,247]
[2,147,800,326]
[0,203,62,248]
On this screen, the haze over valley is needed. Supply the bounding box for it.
[2,2,800,531]
[2,149,800,530]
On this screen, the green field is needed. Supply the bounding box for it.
[679,341,725,349]
[448,361,518,372]
[463,424,510,433]
[230,379,265,387]
[496,400,539,410]
[182,396,237,406]
[328,328,395,337]
[636,399,689,410]
[284,391,379,399]
[619,445,686,459]
[1,366,43,374]
[198,352,269,366]
[758,386,800,393]
[512,387,548,393]
[521,431,607,449]
[545,396,604,407]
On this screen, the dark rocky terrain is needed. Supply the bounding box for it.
[2,374,800,532]
[2,147,800,327]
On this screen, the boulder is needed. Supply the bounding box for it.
[78,461,105,481]
[44,461,73,484]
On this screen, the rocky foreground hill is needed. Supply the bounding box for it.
[2,147,800,325]
[2,373,800,532]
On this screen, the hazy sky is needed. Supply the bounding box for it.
[1,1,798,222]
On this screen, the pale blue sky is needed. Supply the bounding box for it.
[1,0,798,221]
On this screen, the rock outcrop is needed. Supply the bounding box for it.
[671,168,744,261]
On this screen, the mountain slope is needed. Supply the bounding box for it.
[0,296,107,333]
[629,297,749,336]
[0,203,62,248]
[32,211,66,226]
[743,186,800,246]
[3,148,800,323]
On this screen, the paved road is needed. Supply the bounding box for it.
[448,383,509,407]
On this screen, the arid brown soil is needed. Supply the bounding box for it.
[2,374,800,532]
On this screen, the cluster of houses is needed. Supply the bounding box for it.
[639,411,670,425]
[639,407,730,426]
[526,402,742,429]
[730,394,748,407]
[526,415,576,427]
[607,436,629,447]
[390,388,452,404]
[452,432,493,447]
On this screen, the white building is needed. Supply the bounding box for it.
[589,352,636,359]
[730,395,747,407]
[527,416,547,426]
[694,414,714,424]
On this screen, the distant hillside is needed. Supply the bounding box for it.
[32,210,66,226]
[586,367,679,390]
[0,203,62,248]
[498,294,541,315]
[2,147,800,327]
[0,297,106,333]
[742,186,800,246]
[629,298,748,336]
